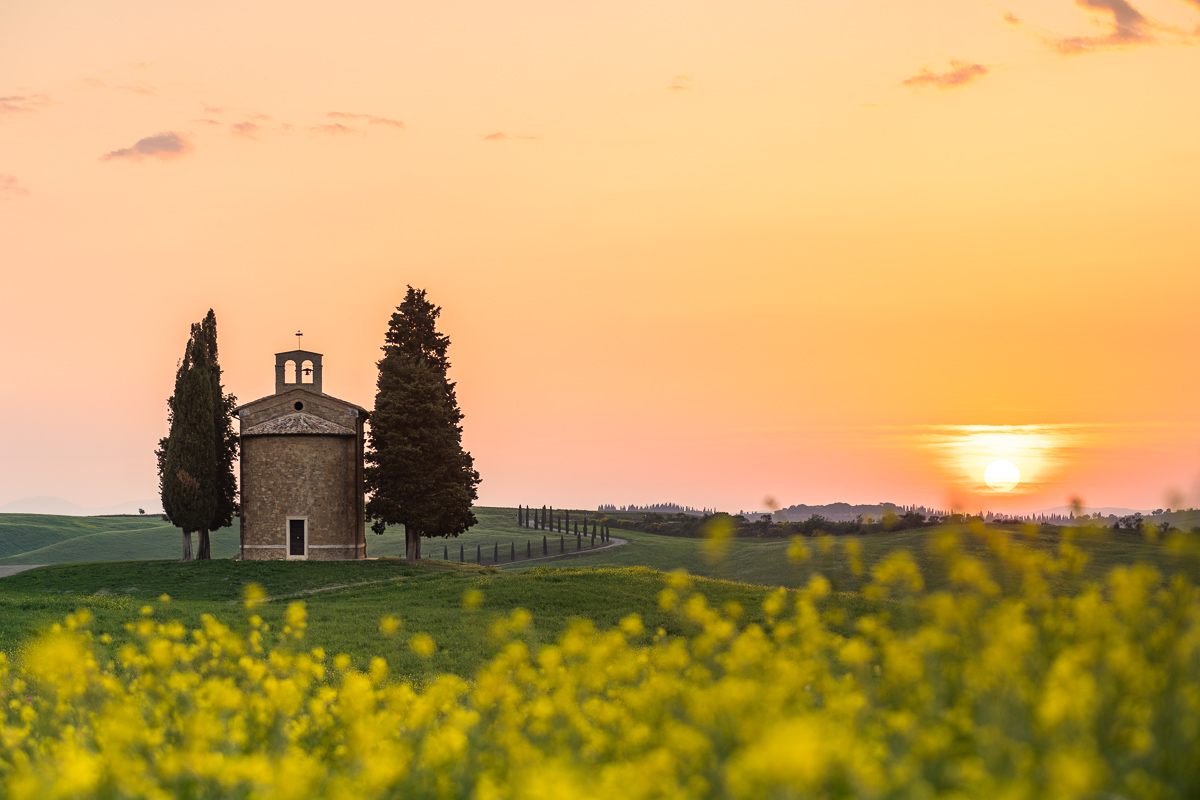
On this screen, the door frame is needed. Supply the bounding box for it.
[285,516,308,560]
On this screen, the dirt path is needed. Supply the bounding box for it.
[257,536,629,601]
[260,577,410,603]
[0,565,44,578]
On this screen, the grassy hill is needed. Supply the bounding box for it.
[0,514,240,564]
[0,560,787,683]
[3,506,1199,681]
[5,506,1199,598]
[0,507,571,564]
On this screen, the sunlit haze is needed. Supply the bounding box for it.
[2,0,1198,515]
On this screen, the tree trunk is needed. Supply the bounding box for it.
[406,527,419,561]
[181,531,193,561]
[197,530,211,560]
[416,534,423,560]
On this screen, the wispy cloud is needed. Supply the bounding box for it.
[327,111,405,129]
[368,117,405,129]
[668,75,693,91]
[231,121,260,138]
[1055,0,1154,52]
[1011,0,1198,54]
[117,83,157,97]
[901,61,989,90]
[310,123,358,135]
[81,78,106,88]
[192,118,221,126]
[0,174,29,197]
[483,131,538,142]
[0,94,51,115]
[101,131,193,162]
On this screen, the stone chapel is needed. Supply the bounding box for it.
[235,349,368,560]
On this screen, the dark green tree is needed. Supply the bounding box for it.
[157,325,213,560]
[365,287,480,560]
[156,311,239,561]
[198,310,239,559]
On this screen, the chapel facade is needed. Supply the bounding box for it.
[235,349,368,560]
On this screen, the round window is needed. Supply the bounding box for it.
[294,402,304,411]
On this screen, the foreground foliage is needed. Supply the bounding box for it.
[2,528,1199,799]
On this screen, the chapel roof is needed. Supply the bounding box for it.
[241,411,355,437]
[234,387,368,415]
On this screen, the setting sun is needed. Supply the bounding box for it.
[984,459,1021,493]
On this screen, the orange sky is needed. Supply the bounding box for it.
[2,0,1198,514]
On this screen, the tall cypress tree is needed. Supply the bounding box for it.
[199,310,239,560]
[365,287,480,560]
[156,311,238,561]
[157,325,217,561]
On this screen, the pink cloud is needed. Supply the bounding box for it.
[1055,0,1154,53]
[101,131,193,162]
[311,123,358,135]
[118,83,156,97]
[0,94,51,115]
[901,61,989,90]
[231,121,260,138]
[483,131,538,141]
[668,75,693,91]
[368,117,405,129]
[328,112,405,129]
[0,174,29,197]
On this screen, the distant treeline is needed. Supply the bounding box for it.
[760,503,1131,527]
[599,510,936,539]
[597,503,716,516]
[598,509,1200,538]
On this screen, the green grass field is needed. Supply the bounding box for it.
[0,507,584,565]
[2,507,1198,684]
[0,559,788,684]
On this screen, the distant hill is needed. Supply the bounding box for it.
[771,503,904,523]
[0,513,238,564]
[0,496,162,516]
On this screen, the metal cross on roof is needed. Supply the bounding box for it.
[295,330,303,348]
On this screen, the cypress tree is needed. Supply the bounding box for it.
[365,287,480,560]
[198,310,238,560]
[156,311,237,562]
[157,324,217,561]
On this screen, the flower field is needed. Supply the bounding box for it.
[2,526,1199,799]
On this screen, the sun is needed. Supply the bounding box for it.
[984,459,1021,492]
